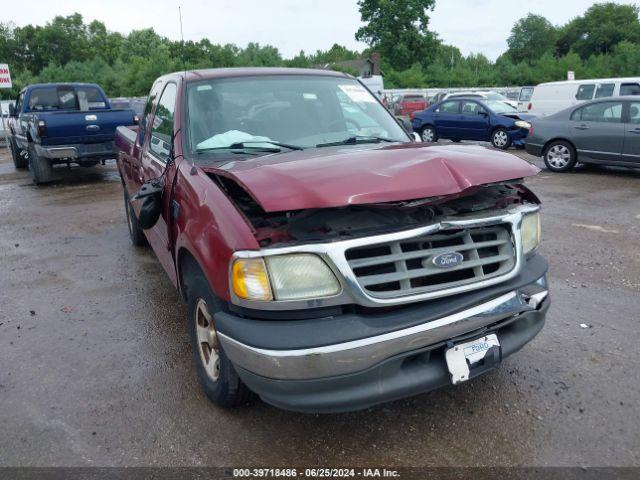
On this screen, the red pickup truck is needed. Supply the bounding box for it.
[115,68,549,413]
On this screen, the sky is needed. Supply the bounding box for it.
[2,0,640,60]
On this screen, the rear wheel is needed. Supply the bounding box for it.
[543,141,577,172]
[185,273,253,408]
[124,190,148,246]
[419,125,437,142]
[9,137,28,169]
[491,128,511,149]
[28,143,53,185]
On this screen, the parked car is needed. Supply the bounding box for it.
[444,91,518,109]
[517,86,534,112]
[412,97,534,149]
[115,67,548,413]
[393,94,428,116]
[525,77,640,116]
[526,96,640,172]
[7,83,137,184]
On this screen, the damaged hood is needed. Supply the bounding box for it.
[203,143,539,212]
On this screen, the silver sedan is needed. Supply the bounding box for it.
[525,96,640,172]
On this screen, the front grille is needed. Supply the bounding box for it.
[345,224,515,298]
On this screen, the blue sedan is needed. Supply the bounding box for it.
[411,97,535,149]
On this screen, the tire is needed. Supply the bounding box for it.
[9,137,28,169]
[185,272,253,408]
[124,190,148,247]
[419,125,437,142]
[28,143,53,185]
[543,140,577,172]
[491,128,511,150]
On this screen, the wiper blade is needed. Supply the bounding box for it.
[229,140,304,150]
[196,145,282,154]
[315,136,396,148]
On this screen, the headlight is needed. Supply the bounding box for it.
[521,212,541,255]
[515,120,532,129]
[231,254,341,301]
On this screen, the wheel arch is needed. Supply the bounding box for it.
[176,247,205,303]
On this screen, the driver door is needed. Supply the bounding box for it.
[141,82,179,284]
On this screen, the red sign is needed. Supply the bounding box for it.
[0,64,12,89]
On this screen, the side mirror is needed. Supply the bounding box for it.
[132,180,163,230]
[8,103,16,117]
[477,110,488,116]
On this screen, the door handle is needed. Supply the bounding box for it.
[574,124,589,130]
[628,127,640,134]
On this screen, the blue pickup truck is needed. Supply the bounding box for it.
[7,83,137,184]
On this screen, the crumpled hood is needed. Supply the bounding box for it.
[203,143,539,212]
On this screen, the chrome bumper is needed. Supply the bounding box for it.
[35,142,114,159]
[218,286,548,381]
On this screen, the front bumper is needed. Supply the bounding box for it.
[508,128,530,147]
[216,256,549,413]
[36,141,115,160]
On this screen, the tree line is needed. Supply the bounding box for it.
[0,1,639,99]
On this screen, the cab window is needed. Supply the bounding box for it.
[149,83,177,162]
[575,84,595,101]
[570,102,622,123]
[437,101,459,113]
[594,83,615,98]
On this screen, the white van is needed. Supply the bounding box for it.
[525,78,640,116]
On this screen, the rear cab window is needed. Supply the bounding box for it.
[575,84,595,101]
[570,102,622,123]
[27,85,107,112]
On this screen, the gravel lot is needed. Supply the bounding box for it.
[0,145,639,468]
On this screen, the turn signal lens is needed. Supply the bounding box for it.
[521,212,541,255]
[231,258,272,301]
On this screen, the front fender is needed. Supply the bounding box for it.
[172,162,260,302]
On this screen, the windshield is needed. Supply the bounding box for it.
[485,100,517,114]
[187,75,409,153]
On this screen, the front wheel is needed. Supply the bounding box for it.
[491,128,511,150]
[186,274,253,408]
[419,125,437,142]
[543,141,577,172]
[9,137,28,169]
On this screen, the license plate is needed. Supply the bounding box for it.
[445,334,500,385]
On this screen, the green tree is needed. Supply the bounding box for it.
[355,0,438,70]
[556,3,640,58]
[507,14,557,64]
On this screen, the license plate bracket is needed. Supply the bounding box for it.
[445,334,501,385]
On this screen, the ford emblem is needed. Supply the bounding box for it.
[431,251,464,269]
